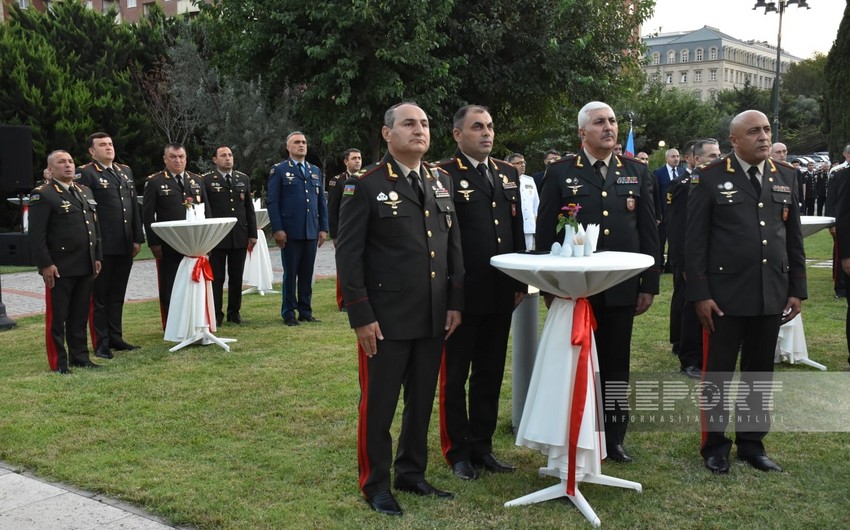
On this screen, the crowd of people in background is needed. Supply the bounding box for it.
[26,101,850,517]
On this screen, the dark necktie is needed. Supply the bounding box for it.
[225,173,232,187]
[409,170,424,203]
[174,172,184,192]
[748,166,761,195]
[477,163,494,190]
[593,160,605,183]
[671,167,678,179]
[296,162,306,179]
[69,185,84,205]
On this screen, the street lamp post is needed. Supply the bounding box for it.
[753,0,810,143]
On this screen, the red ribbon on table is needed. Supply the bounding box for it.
[191,255,214,283]
[567,297,597,496]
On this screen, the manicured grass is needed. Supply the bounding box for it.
[0,230,848,529]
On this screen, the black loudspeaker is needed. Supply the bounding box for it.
[0,232,33,266]
[0,125,34,192]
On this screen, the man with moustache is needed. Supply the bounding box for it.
[201,145,257,326]
[536,101,661,462]
[686,110,806,474]
[77,132,143,358]
[29,150,102,373]
[336,102,463,516]
[267,132,329,326]
[328,148,363,311]
[143,143,211,326]
[437,105,525,481]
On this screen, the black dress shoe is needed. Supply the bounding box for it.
[705,455,730,474]
[284,317,300,327]
[70,360,100,369]
[366,491,402,516]
[112,341,141,351]
[394,480,454,499]
[339,307,348,312]
[606,444,633,463]
[95,345,113,359]
[56,367,71,375]
[297,314,321,322]
[451,460,479,480]
[738,454,782,472]
[226,313,242,324]
[471,453,516,473]
[681,365,701,380]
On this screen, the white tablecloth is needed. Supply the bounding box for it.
[799,216,834,238]
[151,218,236,345]
[242,209,274,293]
[492,251,652,509]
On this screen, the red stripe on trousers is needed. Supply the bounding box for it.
[156,258,166,330]
[357,342,371,494]
[335,272,343,310]
[438,344,452,462]
[88,293,97,350]
[44,286,58,371]
[700,328,710,447]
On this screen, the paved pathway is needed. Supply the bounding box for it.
[1,242,338,319]
[0,243,337,529]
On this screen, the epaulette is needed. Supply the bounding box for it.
[618,153,641,163]
[146,172,160,180]
[435,158,454,168]
[201,171,215,178]
[772,158,795,169]
[235,170,249,178]
[78,162,93,170]
[356,161,384,179]
[187,171,201,178]
[549,154,575,167]
[116,162,130,170]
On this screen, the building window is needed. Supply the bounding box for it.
[695,70,702,82]
[652,52,660,65]
[16,0,29,7]
[680,72,688,83]
[695,48,703,61]
[694,90,702,99]
[709,89,717,99]
[667,51,675,64]
[710,69,717,82]
[709,47,718,60]
[128,0,137,7]
[681,50,689,63]
[666,73,673,84]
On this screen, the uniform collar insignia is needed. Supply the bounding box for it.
[575,156,584,169]
[614,155,623,168]
[726,157,735,173]
[456,157,468,171]
[386,162,399,181]
[767,159,777,174]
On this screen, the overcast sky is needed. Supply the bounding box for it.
[643,0,846,59]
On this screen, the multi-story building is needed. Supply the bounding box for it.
[1,0,210,22]
[641,26,801,102]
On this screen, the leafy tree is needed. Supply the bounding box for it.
[783,53,827,99]
[824,0,850,160]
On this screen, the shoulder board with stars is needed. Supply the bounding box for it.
[355,162,384,180]
[772,158,795,170]
[146,172,160,180]
[548,154,573,167]
[201,171,215,178]
[235,170,249,178]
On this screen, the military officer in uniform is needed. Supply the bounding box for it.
[267,132,329,326]
[336,102,463,517]
[686,110,806,475]
[666,138,721,379]
[143,142,211,326]
[77,132,143,358]
[328,148,362,311]
[29,150,102,373]
[202,145,257,326]
[536,101,661,463]
[437,105,525,481]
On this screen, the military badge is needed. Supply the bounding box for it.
[377,192,388,201]
[783,207,789,222]
[434,186,450,198]
[568,183,583,195]
[503,180,517,189]
[460,180,469,189]
[458,188,474,201]
[722,181,733,190]
[99,177,109,188]
[61,200,72,213]
[29,193,40,202]
[389,191,399,201]
[726,158,735,173]
[384,191,402,209]
[343,184,355,196]
[240,192,245,201]
[626,197,636,211]
[501,174,509,185]
[329,180,337,187]
[511,204,517,217]
[446,214,453,228]
[615,176,638,184]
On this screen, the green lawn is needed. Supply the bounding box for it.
[0,231,848,529]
